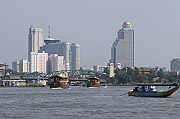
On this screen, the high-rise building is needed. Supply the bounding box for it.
[170,58,180,72]
[19,60,30,73]
[70,43,80,70]
[39,39,70,70]
[48,54,65,72]
[30,51,48,73]
[12,60,29,73]
[12,61,20,72]
[62,42,70,70]
[28,26,43,62]
[111,21,134,68]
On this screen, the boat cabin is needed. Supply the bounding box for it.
[49,75,69,89]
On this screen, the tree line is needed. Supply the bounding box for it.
[104,67,179,84]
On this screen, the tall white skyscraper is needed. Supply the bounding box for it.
[49,54,65,72]
[111,21,134,68]
[28,26,43,62]
[62,42,70,70]
[30,51,48,73]
[70,43,80,70]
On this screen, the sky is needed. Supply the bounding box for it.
[0,0,180,70]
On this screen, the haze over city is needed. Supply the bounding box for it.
[1,0,180,70]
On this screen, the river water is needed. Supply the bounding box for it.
[0,86,180,119]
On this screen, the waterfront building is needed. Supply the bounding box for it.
[48,54,65,72]
[30,51,48,73]
[0,64,6,80]
[170,58,180,72]
[39,39,70,70]
[111,21,134,68]
[109,63,114,78]
[93,65,106,72]
[28,26,43,62]
[12,61,20,72]
[70,43,80,71]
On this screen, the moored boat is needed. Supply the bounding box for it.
[48,75,69,89]
[128,85,179,97]
[87,77,100,88]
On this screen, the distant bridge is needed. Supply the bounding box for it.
[23,77,88,82]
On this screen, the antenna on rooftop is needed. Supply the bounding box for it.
[48,25,51,38]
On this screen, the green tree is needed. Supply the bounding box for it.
[157,68,166,79]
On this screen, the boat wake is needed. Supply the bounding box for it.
[103,85,108,88]
[51,88,63,90]
[88,87,99,89]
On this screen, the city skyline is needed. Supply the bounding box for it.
[1,0,180,70]
[29,25,80,73]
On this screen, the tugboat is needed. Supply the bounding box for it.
[48,75,69,89]
[87,77,100,88]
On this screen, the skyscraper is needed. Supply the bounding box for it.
[12,60,29,73]
[12,61,20,72]
[19,60,30,73]
[48,54,65,72]
[170,58,180,72]
[39,39,70,70]
[111,21,134,68]
[70,43,80,70]
[28,26,43,62]
[30,51,48,73]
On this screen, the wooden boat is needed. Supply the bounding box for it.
[87,77,100,88]
[128,85,179,97]
[48,75,69,89]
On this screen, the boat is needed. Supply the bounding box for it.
[128,85,179,97]
[87,77,100,88]
[48,75,69,89]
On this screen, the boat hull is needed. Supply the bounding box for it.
[87,84,100,88]
[49,84,69,89]
[128,86,179,97]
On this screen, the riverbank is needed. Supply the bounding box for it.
[0,86,47,88]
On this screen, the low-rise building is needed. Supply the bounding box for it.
[0,64,6,80]
[138,67,154,74]
[93,65,106,72]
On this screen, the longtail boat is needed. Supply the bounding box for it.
[128,85,179,97]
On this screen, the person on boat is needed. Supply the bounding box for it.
[132,87,139,92]
[139,85,146,91]
[147,85,152,91]
[147,85,157,91]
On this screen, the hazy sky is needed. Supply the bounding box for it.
[1,0,180,70]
